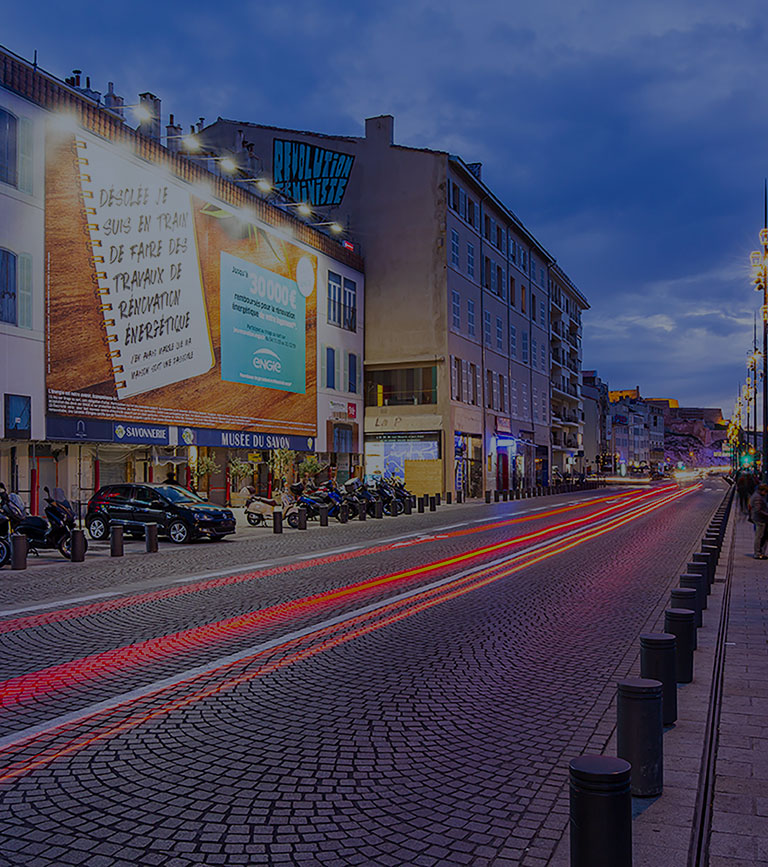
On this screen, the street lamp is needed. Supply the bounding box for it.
[751,214,768,480]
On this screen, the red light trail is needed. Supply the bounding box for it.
[0,483,698,784]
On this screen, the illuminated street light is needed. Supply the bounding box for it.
[750,183,768,480]
[238,177,273,193]
[311,221,344,234]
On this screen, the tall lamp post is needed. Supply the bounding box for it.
[751,208,768,481]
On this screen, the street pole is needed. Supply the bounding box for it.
[751,181,768,481]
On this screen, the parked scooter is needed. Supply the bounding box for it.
[242,488,295,527]
[0,484,84,560]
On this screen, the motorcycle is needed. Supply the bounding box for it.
[0,484,84,560]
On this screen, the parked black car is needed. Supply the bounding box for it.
[85,484,236,544]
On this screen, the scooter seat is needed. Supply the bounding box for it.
[19,516,47,532]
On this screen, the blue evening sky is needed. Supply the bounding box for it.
[6,1,767,416]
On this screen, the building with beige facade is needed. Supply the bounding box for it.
[198,115,589,494]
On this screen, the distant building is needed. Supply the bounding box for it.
[582,370,610,472]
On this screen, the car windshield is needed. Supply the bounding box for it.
[154,485,206,504]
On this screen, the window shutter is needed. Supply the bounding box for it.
[462,360,468,403]
[358,355,363,395]
[450,355,456,399]
[343,352,349,392]
[475,366,481,406]
[17,118,33,195]
[492,375,499,411]
[335,350,341,392]
[320,345,327,389]
[17,253,32,329]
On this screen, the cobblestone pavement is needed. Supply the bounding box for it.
[0,482,724,865]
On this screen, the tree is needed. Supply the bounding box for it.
[268,449,296,492]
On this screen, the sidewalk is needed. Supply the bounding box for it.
[550,491,768,866]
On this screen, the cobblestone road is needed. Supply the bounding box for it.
[0,482,723,865]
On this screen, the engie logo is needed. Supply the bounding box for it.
[252,348,282,373]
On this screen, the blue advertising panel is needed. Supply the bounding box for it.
[219,251,307,394]
[273,139,354,206]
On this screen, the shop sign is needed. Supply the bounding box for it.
[496,417,511,433]
[47,415,113,442]
[113,422,169,444]
[178,426,314,452]
[347,402,357,419]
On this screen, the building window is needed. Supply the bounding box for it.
[484,257,491,289]
[342,278,357,330]
[522,331,529,364]
[325,346,336,389]
[347,352,358,393]
[467,243,475,279]
[533,386,539,421]
[484,214,491,240]
[510,324,517,358]
[521,286,527,314]
[496,225,504,251]
[4,394,31,440]
[467,198,475,226]
[496,316,503,351]
[468,362,478,405]
[0,249,18,326]
[510,378,518,415]
[531,338,538,370]
[496,265,504,299]
[452,290,461,330]
[0,109,18,188]
[452,356,463,401]
[451,229,460,267]
[531,292,537,321]
[365,366,437,406]
[484,311,492,346]
[509,276,516,306]
[498,374,506,413]
[327,270,342,326]
[490,261,497,295]
[540,344,546,371]
[509,238,516,264]
[459,188,467,220]
[486,369,494,409]
[467,299,476,337]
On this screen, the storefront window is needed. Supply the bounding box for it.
[365,366,437,406]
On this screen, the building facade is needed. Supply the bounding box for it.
[0,47,364,511]
[199,115,590,494]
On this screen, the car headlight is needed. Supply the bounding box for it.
[192,511,214,520]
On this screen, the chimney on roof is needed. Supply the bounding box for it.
[197,117,205,133]
[104,81,125,117]
[467,162,483,181]
[166,113,182,153]
[138,92,162,141]
[365,115,394,146]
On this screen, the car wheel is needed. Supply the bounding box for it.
[87,516,108,540]
[0,538,10,568]
[167,520,191,544]
[246,512,264,526]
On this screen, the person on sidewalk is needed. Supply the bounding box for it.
[748,483,768,559]
[737,472,751,514]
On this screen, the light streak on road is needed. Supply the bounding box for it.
[0,483,699,784]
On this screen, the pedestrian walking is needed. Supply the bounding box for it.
[748,483,768,559]
[737,472,751,514]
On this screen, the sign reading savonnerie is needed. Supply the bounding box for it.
[273,139,354,206]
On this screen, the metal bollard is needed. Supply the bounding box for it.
[702,545,719,582]
[640,633,677,726]
[502,490,508,502]
[569,755,632,867]
[456,490,463,503]
[494,489,500,502]
[485,490,492,504]
[617,677,664,797]
[339,503,348,524]
[671,588,699,644]
[273,510,283,533]
[110,525,124,557]
[319,505,329,527]
[664,609,696,683]
[145,523,158,553]
[446,491,452,505]
[298,507,307,529]
[11,534,27,570]
[680,572,706,616]
[429,495,436,512]
[359,502,367,521]
[417,497,425,514]
[435,493,441,506]
[374,499,383,519]
[686,560,709,592]
[71,529,86,562]
[692,552,714,588]
[403,496,412,515]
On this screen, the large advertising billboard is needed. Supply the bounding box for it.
[44,124,317,438]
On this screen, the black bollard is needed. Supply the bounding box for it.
[339,503,348,523]
[273,510,283,534]
[435,493,441,506]
[71,529,86,562]
[664,609,696,683]
[403,497,412,515]
[374,499,383,519]
[569,755,632,867]
[359,502,367,521]
[494,489,500,502]
[702,545,719,581]
[319,505,329,527]
[616,677,664,796]
[110,525,124,557]
[671,588,699,644]
[417,497,425,514]
[502,490,508,502]
[11,534,27,571]
[680,572,706,617]
[145,523,158,553]
[485,490,492,504]
[692,552,714,588]
[298,507,307,529]
[640,633,677,726]
[456,490,463,504]
[446,491,452,505]
[429,495,436,512]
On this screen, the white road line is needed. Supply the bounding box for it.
[0,501,644,751]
